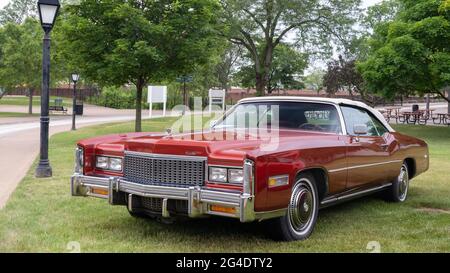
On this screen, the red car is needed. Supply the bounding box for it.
[71,97,429,241]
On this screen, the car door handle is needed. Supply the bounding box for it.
[380,144,389,150]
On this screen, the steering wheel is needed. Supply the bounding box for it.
[298,123,324,131]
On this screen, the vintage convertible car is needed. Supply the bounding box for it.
[71,97,429,241]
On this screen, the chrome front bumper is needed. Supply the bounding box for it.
[71,173,257,223]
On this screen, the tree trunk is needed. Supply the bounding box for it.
[447,88,450,114]
[135,79,144,132]
[28,88,33,115]
[255,72,266,96]
[263,45,273,95]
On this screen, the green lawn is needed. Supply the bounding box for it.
[0,120,449,252]
[0,96,72,107]
[0,112,39,118]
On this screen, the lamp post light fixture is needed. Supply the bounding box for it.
[71,73,80,131]
[35,0,60,178]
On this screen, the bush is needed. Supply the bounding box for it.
[87,86,149,109]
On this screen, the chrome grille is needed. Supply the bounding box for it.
[141,197,162,211]
[124,151,206,187]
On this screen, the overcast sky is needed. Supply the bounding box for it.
[0,0,383,9]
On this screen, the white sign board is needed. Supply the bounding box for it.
[148,86,167,117]
[208,89,225,114]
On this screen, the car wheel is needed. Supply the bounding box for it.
[269,173,319,241]
[385,162,409,202]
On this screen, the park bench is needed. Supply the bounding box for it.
[49,98,68,114]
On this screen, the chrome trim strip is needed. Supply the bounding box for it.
[128,194,133,212]
[329,160,402,173]
[162,198,170,218]
[321,183,392,205]
[254,208,287,221]
[335,103,347,135]
[124,150,207,162]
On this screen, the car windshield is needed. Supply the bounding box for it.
[214,101,342,134]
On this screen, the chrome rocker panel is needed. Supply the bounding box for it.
[71,173,258,223]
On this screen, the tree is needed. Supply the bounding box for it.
[362,0,401,30]
[221,0,361,96]
[303,68,325,93]
[60,0,221,132]
[323,55,383,105]
[214,43,242,92]
[234,44,307,93]
[0,18,42,114]
[358,0,450,103]
[0,0,36,25]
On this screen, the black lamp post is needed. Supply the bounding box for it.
[71,73,80,131]
[35,0,60,178]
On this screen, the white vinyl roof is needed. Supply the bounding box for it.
[238,96,395,132]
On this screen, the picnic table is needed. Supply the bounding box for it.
[433,113,450,126]
[383,107,402,123]
[399,109,434,125]
[401,111,421,125]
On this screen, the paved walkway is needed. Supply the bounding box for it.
[0,103,162,209]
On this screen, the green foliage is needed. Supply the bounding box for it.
[0,18,42,91]
[358,0,450,101]
[303,68,325,92]
[59,0,223,131]
[0,0,36,25]
[222,0,362,95]
[87,86,138,109]
[234,44,307,92]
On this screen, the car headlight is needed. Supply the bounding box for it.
[96,156,109,169]
[228,169,244,184]
[109,157,123,171]
[96,156,122,172]
[209,167,227,183]
[208,167,244,184]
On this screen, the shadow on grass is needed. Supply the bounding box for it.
[91,194,392,242]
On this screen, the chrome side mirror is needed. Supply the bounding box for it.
[353,124,368,135]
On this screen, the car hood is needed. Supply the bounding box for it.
[87,129,340,165]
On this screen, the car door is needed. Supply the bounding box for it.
[340,105,397,190]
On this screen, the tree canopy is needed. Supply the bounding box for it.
[0,18,41,93]
[0,0,36,25]
[60,0,222,131]
[234,43,307,92]
[221,0,361,95]
[358,0,450,102]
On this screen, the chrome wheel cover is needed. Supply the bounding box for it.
[288,179,316,236]
[398,165,409,201]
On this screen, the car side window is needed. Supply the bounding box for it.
[371,114,389,136]
[340,106,379,136]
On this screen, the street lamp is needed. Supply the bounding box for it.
[35,0,60,178]
[71,73,80,131]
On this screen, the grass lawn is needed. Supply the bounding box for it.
[0,96,72,107]
[0,112,39,118]
[0,120,449,252]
